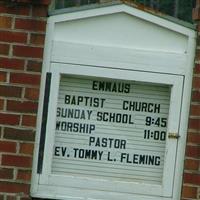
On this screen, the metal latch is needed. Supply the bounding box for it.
[168,133,180,139]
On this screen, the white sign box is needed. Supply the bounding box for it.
[32,64,183,199]
[31,3,196,200]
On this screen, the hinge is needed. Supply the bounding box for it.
[168,132,180,139]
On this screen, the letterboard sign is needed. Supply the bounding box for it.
[31,62,187,200]
[31,3,196,200]
[52,75,170,185]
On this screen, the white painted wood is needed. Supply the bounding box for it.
[38,70,60,184]
[162,77,183,196]
[171,35,197,200]
[31,3,196,200]
[33,64,183,199]
[31,15,57,192]
[54,12,188,53]
[32,184,174,200]
[52,41,187,74]
[50,4,196,38]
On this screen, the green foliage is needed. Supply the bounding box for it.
[177,0,193,22]
[55,0,98,9]
[158,0,174,16]
[135,0,194,23]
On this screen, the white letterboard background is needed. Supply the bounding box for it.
[51,75,170,185]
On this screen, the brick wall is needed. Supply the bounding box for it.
[181,1,200,199]
[0,1,49,199]
[0,0,199,200]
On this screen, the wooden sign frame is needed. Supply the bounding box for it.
[31,3,196,200]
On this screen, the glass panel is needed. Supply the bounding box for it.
[55,0,99,8]
[51,74,170,184]
[53,0,194,23]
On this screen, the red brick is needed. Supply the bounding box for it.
[184,159,199,170]
[15,18,46,32]
[30,33,45,46]
[0,31,27,43]
[187,132,200,144]
[27,60,42,72]
[7,100,38,113]
[10,73,41,85]
[184,173,200,185]
[193,76,200,88]
[0,113,20,125]
[17,169,31,181]
[181,185,197,199]
[0,141,16,153]
[0,181,30,194]
[0,16,12,29]
[2,155,32,168]
[0,85,22,98]
[20,143,34,155]
[25,88,39,100]
[22,114,37,127]
[4,127,35,141]
[194,64,200,74]
[0,168,13,179]
[0,43,9,55]
[185,145,200,158]
[13,45,44,59]
[189,118,200,129]
[20,197,32,200]
[196,0,200,7]
[0,57,24,70]
[192,90,200,102]
[0,71,7,82]
[193,7,200,20]
[32,5,48,17]
[196,49,200,60]
[0,4,30,15]
[0,99,4,110]
[6,195,17,200]
[20,196,31,200]
[190,104,200,116]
